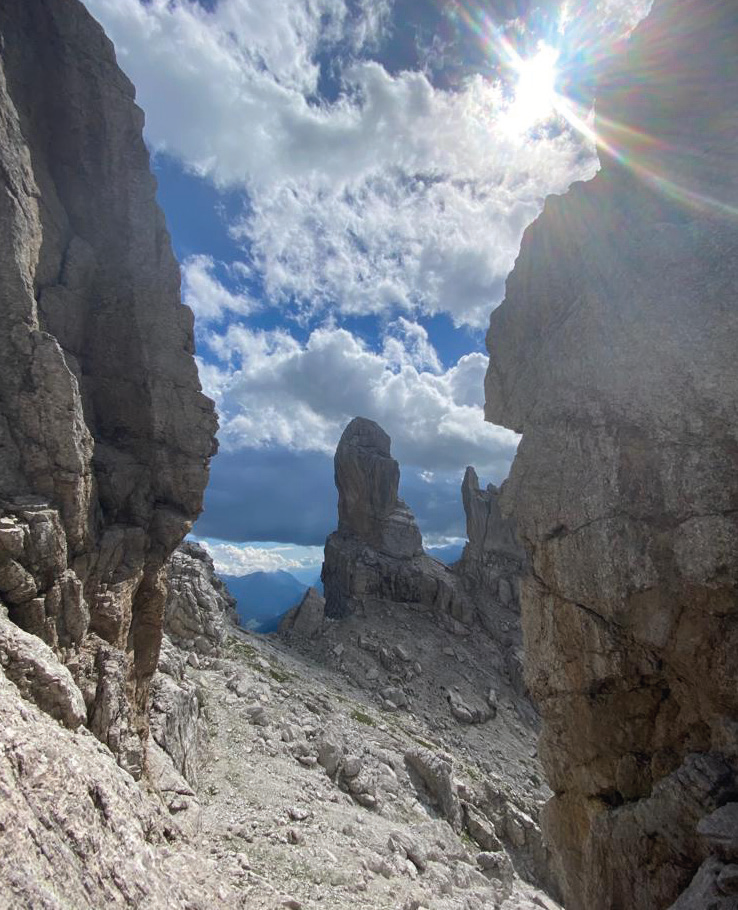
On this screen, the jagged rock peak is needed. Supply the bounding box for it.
[461,467,522,562]
[165,542,238,656]
[335,417,422,558]
[279,587,326,638]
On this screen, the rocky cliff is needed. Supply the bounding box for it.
[485,1,738,907]
[0,0,217,779]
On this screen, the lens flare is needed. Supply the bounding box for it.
[508,43,560,131]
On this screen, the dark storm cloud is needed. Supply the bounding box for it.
[195,447,469,547]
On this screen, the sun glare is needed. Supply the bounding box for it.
[508,43,560,131]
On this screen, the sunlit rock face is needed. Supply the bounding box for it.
[484,1,738,908]
[0,0,217,775]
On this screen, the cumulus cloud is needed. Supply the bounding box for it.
[194,537,324,575]
[181,254,255,323]
[198,319,519,474]
[84,0,598,326]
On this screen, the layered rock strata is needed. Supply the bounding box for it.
[322,418,472,627]
[0,0,216,776]
[485,1,738,907]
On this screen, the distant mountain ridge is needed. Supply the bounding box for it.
[221,570,309,633]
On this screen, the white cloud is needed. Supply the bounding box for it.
[84,0,598,327]
[194,537,323,575]
[198,320,519,474]
[182,254,255,323]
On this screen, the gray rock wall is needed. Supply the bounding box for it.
[484,1,738,907]
[0,0,217,775]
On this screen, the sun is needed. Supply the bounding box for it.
[508,43,560,131]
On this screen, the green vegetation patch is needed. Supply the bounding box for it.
[350,708,377,727]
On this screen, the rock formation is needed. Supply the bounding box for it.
[484,1,738,907]
[165,541,237,656]
[333,418,423,558]
[0,0,216,778]
[280,586,326,638]
[455,467,525,637]
[322,417,473,627]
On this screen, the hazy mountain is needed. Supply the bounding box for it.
[425,543,464,565]
[221,570,307,633]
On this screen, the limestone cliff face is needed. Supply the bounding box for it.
[484,1,738,908]
[0,0,217,776]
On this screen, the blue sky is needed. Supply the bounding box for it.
[84,0,649,575]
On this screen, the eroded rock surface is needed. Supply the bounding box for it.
[0,0,216,774]
[0,0,222,904]
[484,1,738,907]
[165,542,237,656]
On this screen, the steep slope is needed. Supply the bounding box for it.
[0,0,216,775]
[484,1,738,907]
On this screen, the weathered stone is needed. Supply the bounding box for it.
[698,804,738,859]
[405,746,463,833]
[484,1,738,906]
[0,606,86,729]
[323,418,471,625]
[388,831,428,872]
[463,803,503,853]
[0,671,232,908]
[0,0,216,772]
[334,418,422,557]
[165,542,237,654]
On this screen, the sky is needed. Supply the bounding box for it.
[83,0,650,576]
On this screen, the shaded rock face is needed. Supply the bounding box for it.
[455,467,525,632]
[484,1,738,907]
[335,418,423,558]
[150,542,239,824]
[323,418,470,626]
[0,0,216,775]
[0,669,235,909]
[280,586,326,638]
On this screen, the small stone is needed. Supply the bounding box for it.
[187,653,199,669]
[698,804,738,858]
[342,755,363,778]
